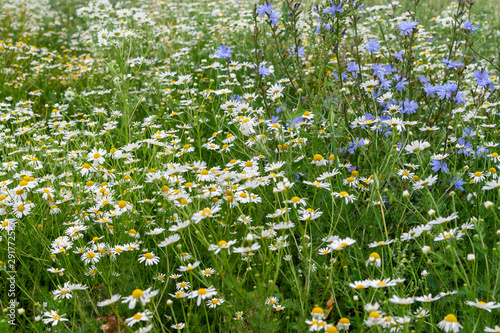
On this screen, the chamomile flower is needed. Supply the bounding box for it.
[437,314,463,332]
[207,298,225,308]
[97,294,122,307]
[178,261,201,272]
[125,310,152,327]
[465,299,500,312]
[121,288,159,309]
[200,268,216,277]
[188,286,218,306]
[366,252,382,267]
[138,252,160,266]
[42,311,69,326]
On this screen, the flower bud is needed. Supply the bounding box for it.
[428,209,436,217]
[484,201,494,209]
[422,246,431,254]
[467,254,475,261]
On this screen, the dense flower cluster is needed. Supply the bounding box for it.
[0,0,499,331]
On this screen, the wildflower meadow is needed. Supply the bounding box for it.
[1,0,500,331]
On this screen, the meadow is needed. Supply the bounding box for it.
[0,0,499,331]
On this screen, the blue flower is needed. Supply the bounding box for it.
[268,11,281,26]
[392,50,405,61]
[423,83,437,97]
[289,44,305,58]
[462,20,478,32]
[430,159,449,173]
[442,58,464,70]
[323,1,344,18]
[365,39,380,53]
[215,45,232,59]
[450,177,465,191]
[258,64,272,77]
[457,138,474,156]
[472,70,492,88]
[394,74,408,91]
[347,137,367,154]
[401,99,418,115]
[346,61,359,76]
[256,2,275,18]
[398,20,419,36]
[462,127,476,138]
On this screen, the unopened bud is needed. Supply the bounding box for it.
[484,201,494,209]
[467,254,475,261]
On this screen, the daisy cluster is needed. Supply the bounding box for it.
[0,0,499,332]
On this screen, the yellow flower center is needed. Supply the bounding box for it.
[311,307,324,315]
[132,289,144,299]
[444,314,458,322]
[313,154,324,161]
[197,288,208,295]
[118,201,126,208]
[144,253,153,259]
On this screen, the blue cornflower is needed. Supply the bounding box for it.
[451,177,465,191]
[275,107,283,113]
[258,64,272,77]
[346,61,359,76]
[442,58,464,70]
[270,115,280,124]
[419,76,429,84]
[472,70,492,88]
[430,159,449,173]
[435,83,458,100]
[401,99,418,115]
[457,138,474,156]
[365,39,380,53]
[394,74,408,91]
[347,137,367,154]
[454,92,466,104]
[289,44,305,58]
[392,50,405,61]
[379,77,392,90]
[215,45,232,59]
[462,127,476,138]
[268,11,281,25]
[398,20,419,36]
[371,64,385,78]
[323,1,344,18]
[476,146,489,158]
[256,2,275,18]
[462,20,478,32]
